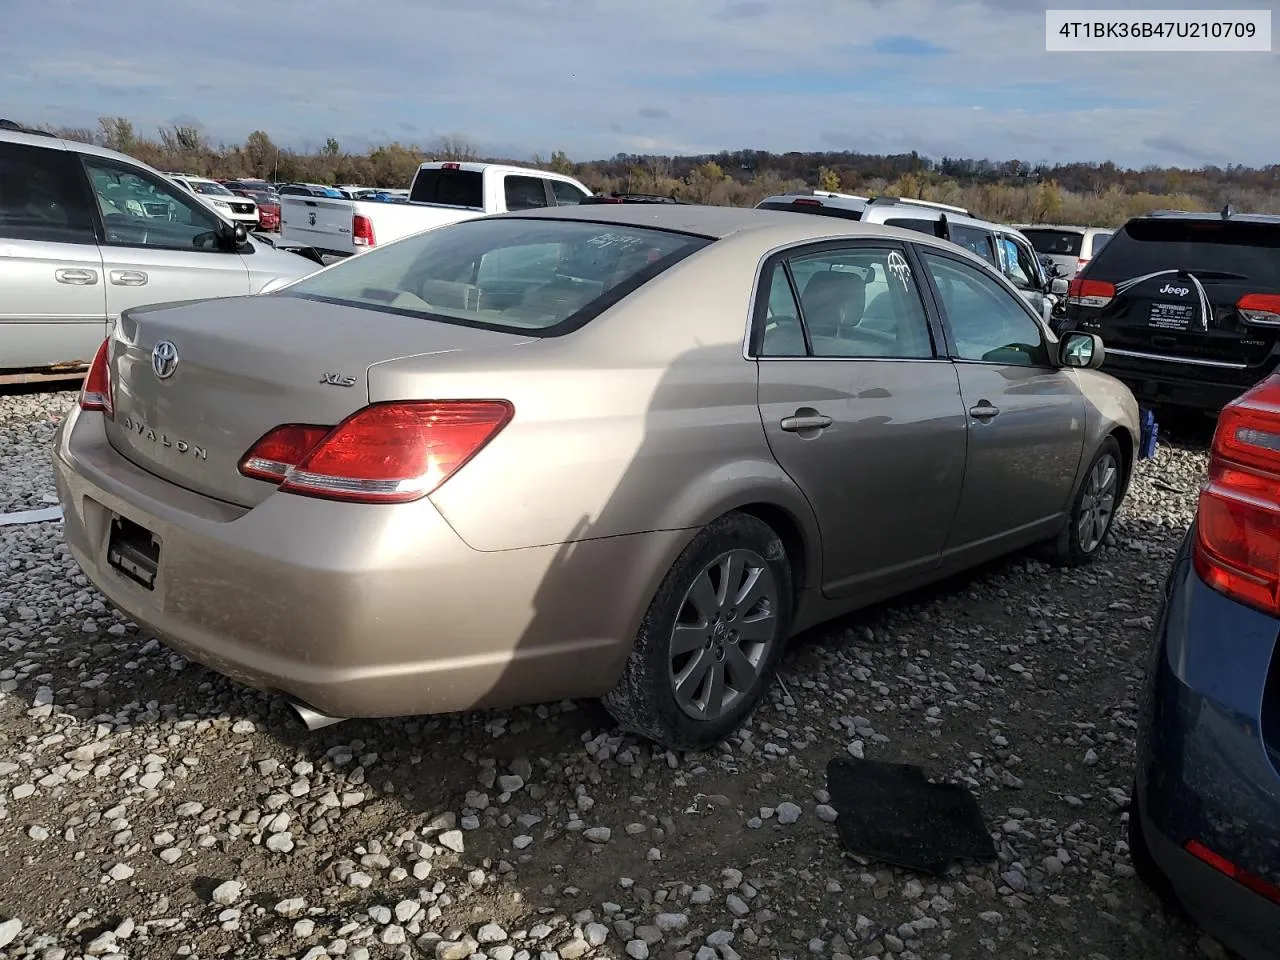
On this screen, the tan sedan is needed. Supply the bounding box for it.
[52,205,1138,750]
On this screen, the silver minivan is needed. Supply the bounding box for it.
[0,123,320,379]
[1015,224,1113,279]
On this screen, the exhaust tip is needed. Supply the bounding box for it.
[285,697,346,731]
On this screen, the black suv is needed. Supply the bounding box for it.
[1061,209,1280,412]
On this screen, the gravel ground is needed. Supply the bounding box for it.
[0,388,1222,960]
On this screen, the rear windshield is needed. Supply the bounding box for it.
[1089,219,1280,285]
[1021,229,1084,256]
[756,200,862,220]
[284,216,712,336]
[410,168,484,208]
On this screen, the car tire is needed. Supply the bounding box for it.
[602,511,793,752]
[1048,435,1123,567]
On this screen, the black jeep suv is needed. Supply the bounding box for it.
[1060,210,1280,412]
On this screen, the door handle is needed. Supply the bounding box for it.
[968,401,1000,421]
[54,268,98,285]
[780,413,833,433]
[109,270,148,286]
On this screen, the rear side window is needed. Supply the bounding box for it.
[409,168,484,208]
[0,141,95,244]
[1022,229,1084,256]
[504,176,550,211]
[1088,232,1112,256]
[1088,219,1280,286]
[948,225,996,265]
[284,216,711,336]
[884,217,938,235]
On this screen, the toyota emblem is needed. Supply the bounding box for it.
[151,340,179,379]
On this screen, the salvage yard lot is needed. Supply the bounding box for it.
[0,389,1214,960]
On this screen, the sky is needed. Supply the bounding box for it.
[3,0,1277,168]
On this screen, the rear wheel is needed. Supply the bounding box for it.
[1049,436,1123,566]
[602,511,793,751]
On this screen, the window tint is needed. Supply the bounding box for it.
[1088,232,1112,256]
[551,180,589,206]
[949,224,996,265]
[760,247,934,359]
[0,142,95,244]
[1086,219,1280,285]
[1021,228,1084,257]
[884,217,938,236]
[504,176,550,211]
[409,168,484,208]
[921,251,1049,367]
[82,157,224,252]
[285,217,710,335]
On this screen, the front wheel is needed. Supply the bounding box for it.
[602,511,793,751]
[1049,435,1123,566]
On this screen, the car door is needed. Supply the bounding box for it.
[78,154,251,322]
[917,247,1086,561]
[754,240,968,598]
[0,139,107,370]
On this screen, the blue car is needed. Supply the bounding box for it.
[1132,375,1280,960]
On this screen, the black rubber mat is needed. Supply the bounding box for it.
[825,756,997,875]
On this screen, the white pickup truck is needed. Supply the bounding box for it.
[279,161,594,257]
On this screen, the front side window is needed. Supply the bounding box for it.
[921,250,1049,367]
[0,141,96,244]
[82,158,223,251]
[551,180,589,206]
[284,217,710,335]
[759,246,935,359]
[504,176,550,211]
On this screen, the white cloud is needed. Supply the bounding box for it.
[1,0,1274,167]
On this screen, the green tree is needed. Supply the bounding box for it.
[817,166,841,192]
[244,130,277,179]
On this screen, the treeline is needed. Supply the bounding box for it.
[29,116,1280,227]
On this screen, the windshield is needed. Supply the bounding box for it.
[1021,229,1084,256]
[284,216,711,335]
[193,181,234,196]
[1088,219,1280,284]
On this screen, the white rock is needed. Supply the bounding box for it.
[211,880,243,905]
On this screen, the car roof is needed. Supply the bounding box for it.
[1132,210,1280,225]
[1020,223,1107,233]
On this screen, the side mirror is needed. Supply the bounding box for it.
[1051,277,1069,296]
[1060,331,1105,370]
[217,219,248,251]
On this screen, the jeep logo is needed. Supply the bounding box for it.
[1159,283,1190,296]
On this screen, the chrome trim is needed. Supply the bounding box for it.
[1107,347,1249,370]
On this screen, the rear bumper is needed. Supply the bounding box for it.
[1100,356,1266,412]
[1135,530,1280,960]
[52,405,683,719]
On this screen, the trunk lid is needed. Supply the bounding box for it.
[1075,219,1280,370]
[107,295,532,507]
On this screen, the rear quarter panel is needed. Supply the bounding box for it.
[368,234,821,573]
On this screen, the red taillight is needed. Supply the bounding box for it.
[79,339,113,415]
[1185,840,1280,906]
[1067,277,1115,307]
[441,162,460,171]
[239,401,513,504]
[1237,293,1280,326]
[791,198,822,206]
[1192,377,1280,615]
[238,424,333,482]
[353,214,375,247]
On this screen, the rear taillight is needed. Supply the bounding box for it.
[238,424,333,482]
[791,198,822,206]
[79,339,113,415]
[1192,377,1280,615]
[1237,293,1280,326]
[1067,277,1115,308]
[239,401,512,503]
[353,214,375,247]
